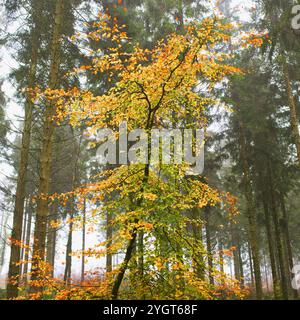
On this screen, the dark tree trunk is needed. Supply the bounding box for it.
[30,0,65,293]
[248,240,254,290]
[30,0,64,295]
[282,58,300,166]
[230,220,241,282]
[64,209,74,285]
[46,202,58,278]
[218,238,224,276]
[280,193,298,299]
[111,233,137,299]
[138,231,144,278]
[0,211,9,272]
[191,208,204,280]
[204,207,214,285]
[268,167,289,299]
[263,253,270,294]
[237,239,244,286]
[106,210,113,274]
[81,199,86,283]
[238,119,262,299]
[262,196,280,299]
[7,0,42,298]
[19,199,28,281]
[23,199,33,285]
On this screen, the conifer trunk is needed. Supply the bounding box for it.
[30,0,64,295]
[238,119,262,299]
[267,163,289,299]
[204,207,214,285]
[248,240,254,289]
[23,199,33,285]
[262,196,280,299]
[282,59,300,166]
[7,0,42,299]
[64,211,73,284]
[237,240,244,286]
[279,193,297,299]
[19,199,28,280]
[46,202,58,278]
[191,208,204,280]
[106,211,113,274]
[81,199,86,283]
[230,220,241,282]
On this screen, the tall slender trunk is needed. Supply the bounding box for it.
[282,58,300,166]
[138,231,144,279]
[46,202,58,278]
[111,154,152,299]
[81,199,86,283]
[7,0,42,299]
[0,212,4,270]
[262,196,280,299]
[263,253,270,294]
[23,198,33,285]
[248,240,254,290]
[19,199,28,281]
[237,239,244,286]
[30,0,64,295]
[279,193,297,299]
[176,0,184,32]
[218,237,224,276]
[268,164,289,299]
[238,119,262,299]
[218,235,226,299]
[64,210,73,284]
[111,233,137,299]
[191,208,204,280]
[0,211,9,272]
[204,207,214,285]
[106,211,113,274]
[230,220,241,282]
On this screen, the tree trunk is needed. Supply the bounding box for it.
[218,234,226,299]
[64,211,73,285]
[23,198,33,285]
[106,211,113,274]
[81,199,86,283]
[111,131,152,298]
[282,58,300,166]
[248,240,254,289]
[204,207,214,285]
[218,237,224,277]
[19,199,28,281]
[262,196,280,299]
[30,0,64,295]
[111,232,137,299]
[46,202,58,278]
[280,193,298,299]
[238,119,262,299]
[138,231,144,278]
[263,253,270,294]
[7,0,42,298]
[268,163,289,299]
[0,211,9,272]
[230,220,241,283]
[237,239,244,286]
[191,208,204,280]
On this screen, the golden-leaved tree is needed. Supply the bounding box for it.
[28,12,245,300]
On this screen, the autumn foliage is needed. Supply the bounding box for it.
[8,11,251,300]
